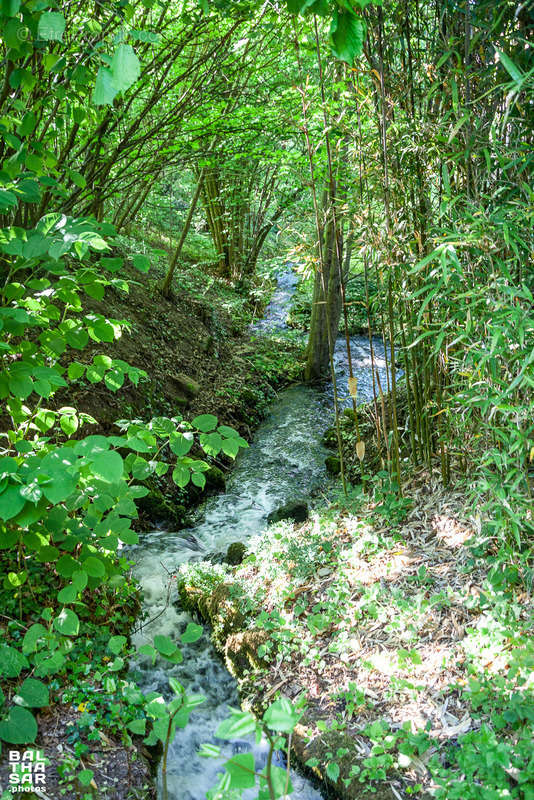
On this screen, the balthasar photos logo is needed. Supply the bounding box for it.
[8,750,47,794]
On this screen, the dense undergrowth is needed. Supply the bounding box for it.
[179,473,534,800]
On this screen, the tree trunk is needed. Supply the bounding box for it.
[305,213,343,381]
[161,168,205,297]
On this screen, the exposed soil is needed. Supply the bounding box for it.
[58,260,298,438]
[0,704,156,800]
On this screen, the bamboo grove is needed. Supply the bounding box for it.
[292,0,533,554]
[1,0,533,551]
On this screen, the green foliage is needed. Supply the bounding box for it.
[200,698,300,799]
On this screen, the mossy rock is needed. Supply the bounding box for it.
[169,372,200,398]
[292,723,401,800]
[224,629,269,678]
[267,500,308,525]
[325,455,341,475]
[206,465,226,491]
[225,541,246,565]
[137,488,186,528]
[178,579,245,648]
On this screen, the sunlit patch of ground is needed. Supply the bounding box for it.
[197,469,534,797]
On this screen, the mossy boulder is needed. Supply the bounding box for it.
[169,372,200,398]
[325,455,341,475]
[224,629,269,677]
[225,542,246,565]
[267,500,308,525]
[137,487,186,528]
[178,576,245,648]
[206,465,226,491]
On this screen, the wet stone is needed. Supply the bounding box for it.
[267,500,308,525]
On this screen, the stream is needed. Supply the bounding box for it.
[130,270,391,800]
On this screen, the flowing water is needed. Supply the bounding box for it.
[130,270,391,800]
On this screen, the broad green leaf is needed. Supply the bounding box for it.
[93,67,118,106]
[53,608,79,636]
[224,752,256,789]
[169,432,193,457]
[111,44,141,93]
[57,584,77,603]
[326,762,340,782]
[77,769,94,786]
[263,697,301,733]
[192,414,218,433]
[0,706,37,743]
[0,485,25,521]
[0,645,29,678]
[15,678,49,708]
[83,556,106,578]
[38,12,66,41]
[108,635,127,655]
[330,10,366,64]
[90,450,123,483]
[128,718,146,735]
[181,622,203,643]
[132,253,151,272]
[216,710,256,740]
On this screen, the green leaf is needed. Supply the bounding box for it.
[15,678,49,708]
[169,432,193,457]
[172,464,190,488]
[330,10,366,64]
[263,697,300,733]
[40,450,78,504]
[132,254,151,272]
[326,762,340,782]
[215,709,256,740]
[128,718,146,735]
[496,50,523,85]
[0,645,29,678]
[53,608,79,636]
[72,570,88,591]
[22,624,47,654]
[38,11,66,41]
[108,635,127,655]
[104,368,125,392]
[60,413,79,436]
[111,44,141,93]
[83,556,106,578]
[192,414,218,433]
[0,485,25,521]
[181,622,203,643]
[199,432,222,456]
[154,634,178,657]
[92,67,118,106]
[78,769,94,786]
[18,111,37,137]
[0,706,37,743]
[260,764,293,798]
[224,752,256,789]
[90,450,123,483]
[221,438,240,458]
[57,584,77,603]
[191,471,205,489]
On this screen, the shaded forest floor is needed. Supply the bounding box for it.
[179,468,534,800]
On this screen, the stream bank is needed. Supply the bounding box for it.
[129,268,394,800]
